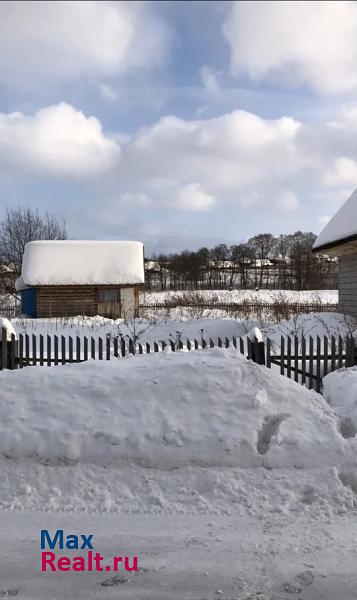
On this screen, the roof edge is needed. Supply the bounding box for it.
[312,232,357,253]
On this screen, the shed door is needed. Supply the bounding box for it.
[21,288,37,317]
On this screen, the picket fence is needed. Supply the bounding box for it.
[1,327,356,393]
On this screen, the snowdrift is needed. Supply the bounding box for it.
[324,367,357,437]
[0,348,351,469]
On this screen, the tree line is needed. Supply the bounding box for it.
[145,232,338,291]
[0,208,338,297]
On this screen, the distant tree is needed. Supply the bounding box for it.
[0,206,67,296]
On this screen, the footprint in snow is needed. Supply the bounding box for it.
[100,574,128,587]
[282,570,314,594]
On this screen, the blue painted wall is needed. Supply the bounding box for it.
[21,288,37,317]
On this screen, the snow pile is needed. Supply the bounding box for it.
[21,240,145,286]
[0,317,17,341]
[0,348,351,469]
[323,367,357,436]
[313,188,357,250]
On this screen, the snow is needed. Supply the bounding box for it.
[0,317,17,341]
[21,240,145,286]
[323,367,357,435]
[142,288,338,305]
[2,315,357,598]
[313,188,357,250]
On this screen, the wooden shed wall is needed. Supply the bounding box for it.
[37,286,96,318]
[339,255,357,319]
[36,285,141,318]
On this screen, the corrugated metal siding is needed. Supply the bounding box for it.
[339,255,357,318]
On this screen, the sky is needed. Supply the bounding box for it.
[0,1,357,254]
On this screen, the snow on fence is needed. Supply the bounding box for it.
[0,327,356,394]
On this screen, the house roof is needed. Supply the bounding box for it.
[313,189,357,253]
[20,240,145,287]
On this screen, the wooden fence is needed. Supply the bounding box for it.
[1,327,356,394]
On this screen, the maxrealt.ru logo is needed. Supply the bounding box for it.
[40,530,138,573]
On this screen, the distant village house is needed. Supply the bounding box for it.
[16,240,145,319]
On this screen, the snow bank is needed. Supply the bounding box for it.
[323,367,357,436]
[0,317,17,341]
[21,240,144,286]
[0,349,351,470]
[314,188,357,250]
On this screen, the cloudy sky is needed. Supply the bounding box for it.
[1,1,357,253]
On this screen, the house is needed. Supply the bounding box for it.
[313,188,357,318]
[16,240,145,319]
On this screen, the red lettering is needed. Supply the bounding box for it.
[41,552,56,572]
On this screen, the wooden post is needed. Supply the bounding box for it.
[1,327,7,370]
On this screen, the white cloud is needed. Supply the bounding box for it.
[175,183,215,212]
[223,1,357,94]
[322,157,357,187]
[0,102,120,177]
[0,1,170,88]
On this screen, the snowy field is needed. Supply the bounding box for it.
[141,289,338,305]
[1,348,357,597]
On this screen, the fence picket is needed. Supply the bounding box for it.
[316,336,321,393]
[25,334,30,367]
[338,336,343,369]
[113,337,118,357]
[47,335,51,367]
[69,336,73,362]
[187,339,191,351]
[19,334,24,369]
[32,334,37,366]
[1,328,7,370]
[239,337,244,354]
[309,336,314,389]
[138,343,143,354]
[10,334,16,370]
[61,336,66,365]
[91,337,95,360]
[323,335,328,377]
[98,337,103,360]
[286,337,292,379]
[128,339,135,355]
[154,341,159,353]
[84,337,88,362]
[266,337,271,368]
[218,337,222,348]
[294,336,299,382]
[107,336,112,359]
[54,335,58,366]
[194,338,199,350]
[39,335,44,366]
[232,336,237,349]
[301,336,306,386]
[280,337,285,376]
[76,336,81,362]
[225,337,230,348]
[331,336,336,372]
[210,338,214,348]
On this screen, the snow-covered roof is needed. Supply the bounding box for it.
[21,241,145,286]
[313,189,357,252]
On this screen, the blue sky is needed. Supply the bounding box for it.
[1,1,357,253]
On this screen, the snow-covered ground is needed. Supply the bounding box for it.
[1,349,357,597]
[141,289,338,304]
[12,311,354,348]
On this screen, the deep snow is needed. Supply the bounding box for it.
[1,343,357,598]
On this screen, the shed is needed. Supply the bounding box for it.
[313,188,357,318]
[16,240,145,319]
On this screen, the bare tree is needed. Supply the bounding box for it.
[0,206,67,296]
